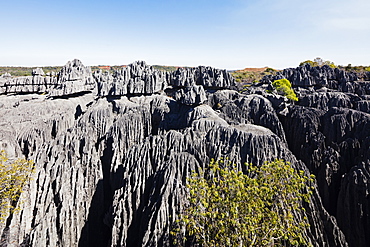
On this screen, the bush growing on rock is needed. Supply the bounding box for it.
[299,57,336,68]
[272,79,298,101]
[265,67,276,73]
[0,151,34,222]
[173,159,314,247]
[299,57,338,69]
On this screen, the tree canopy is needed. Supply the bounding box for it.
[173,159,314,247]
[0,150,34,222]
[299,57,336,68]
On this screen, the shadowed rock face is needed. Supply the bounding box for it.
[1,60,369,246]
[259,65,370,247]
[261,64,359,88]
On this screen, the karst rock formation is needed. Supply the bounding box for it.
[0,59,369,246]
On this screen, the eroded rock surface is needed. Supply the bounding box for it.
[1,60,369,247]
[94,61,168,96]
[256,64,370,247]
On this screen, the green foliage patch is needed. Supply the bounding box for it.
[0,66,61,77]
[272,79,298,101]
[0,151,34,222]
[173,159,314,247]
[232,69,276,85]
[299,57,336,68]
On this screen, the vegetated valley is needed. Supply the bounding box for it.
[0,59,369,246]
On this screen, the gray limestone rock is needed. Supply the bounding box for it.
[174,85,206,105]
[261,64,358,88]
[241,64,370,247]
[278,104,370,224]
[297,92,357,111]
[94,61,168,96]
[170,66,235,89]
[356,99,370,113]
[0,91,347,247]
[0,60,92,96]
[32,68,45,76]
[0,59,364,247]
[170,67,196,87]
[207,90,287,142]
[49,59,94,96]
[0,72,12,78]
[337,162,370,247]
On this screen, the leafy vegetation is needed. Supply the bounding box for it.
[341,64,370,73]
[272,78,298,101]
[41,66,62,75]
[231,67,277,85]
[299,57,370,73]
[0,151,34,222]
[153,65,181,72]
[0,66,61,77]
[299,57,336,68]
[0,67,33,77]
[173,159,314,247]
[264,67,276,73]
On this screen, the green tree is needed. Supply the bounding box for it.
[272,79,298,101]
[265,67,276,73]
[299,58,336,68]
[0,151,34,222]
[299,60,316,67]
[173,159,314,247]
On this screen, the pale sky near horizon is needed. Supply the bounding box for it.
[1,0,369,69]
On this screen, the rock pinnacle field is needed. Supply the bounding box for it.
[0,59,369,246]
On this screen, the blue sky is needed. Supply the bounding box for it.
[1,0,369,69]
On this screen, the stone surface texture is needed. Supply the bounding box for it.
[259,64,370,247]
[0,61,369,246]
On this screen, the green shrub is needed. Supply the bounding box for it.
[272,79,298,101]
[265,67,276,73]
[299,60,316,67]
[0,151,34,222]
[299,58,337,68]
[173,159,314,247]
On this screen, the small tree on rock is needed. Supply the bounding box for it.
[0,150,34,222]
[173,159,314,247]
[299,58,336,68]
[272,79,298,101]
